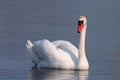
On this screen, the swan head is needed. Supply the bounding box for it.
[77,16,87,33]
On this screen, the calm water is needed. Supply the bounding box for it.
[0,0,120,80]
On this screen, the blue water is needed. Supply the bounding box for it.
[0,0,120,80]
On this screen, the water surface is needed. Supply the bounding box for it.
[0,0,120,80]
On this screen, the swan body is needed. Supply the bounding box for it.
[26,16,89,70]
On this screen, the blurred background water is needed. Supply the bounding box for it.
[0,0,120,80]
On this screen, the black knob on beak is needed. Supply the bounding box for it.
[77,31,80,33]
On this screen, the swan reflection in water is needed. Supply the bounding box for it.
[28,67,89,80]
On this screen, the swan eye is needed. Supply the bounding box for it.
[78,20,84,25]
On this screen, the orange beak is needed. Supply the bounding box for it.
[77,23,83,33]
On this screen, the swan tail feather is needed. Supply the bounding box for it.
[26,40,33,48]
[26,40,39,67]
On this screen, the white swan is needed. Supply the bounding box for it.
[26,16,89,70]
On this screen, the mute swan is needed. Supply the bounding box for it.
[26,16,89,70]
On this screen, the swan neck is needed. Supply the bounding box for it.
[77,24,89,69]
[79,24,86,57]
